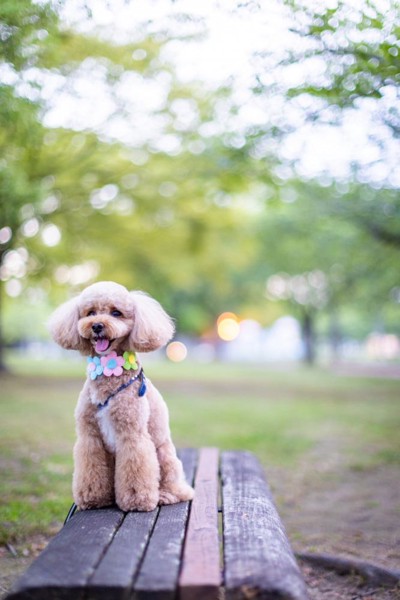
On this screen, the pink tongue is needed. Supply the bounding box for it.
[95,338,110,353]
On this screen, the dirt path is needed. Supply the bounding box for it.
[267,435,400,598]
[287,463,400,598]
[331,361,400,380]
[272,461,400,571]
[0,535,48,598]
[299,562,400,599]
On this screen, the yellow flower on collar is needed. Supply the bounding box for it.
[123,351,138,371]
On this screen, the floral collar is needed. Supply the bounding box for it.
[87,351,138,380]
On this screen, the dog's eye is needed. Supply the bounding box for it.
[87,310,96,316]
[111,309,123,317]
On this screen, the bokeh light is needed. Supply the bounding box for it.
[217,312,240,341]
[41,223,61,247]
[166,341,188,362]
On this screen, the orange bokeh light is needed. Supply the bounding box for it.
[166,341,188,362]
[217,312,240,341]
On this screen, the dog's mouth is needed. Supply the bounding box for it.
[93,337,115,354]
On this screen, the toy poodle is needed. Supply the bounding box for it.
[48,281,194,512]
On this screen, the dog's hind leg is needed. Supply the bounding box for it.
[145,381,194,505]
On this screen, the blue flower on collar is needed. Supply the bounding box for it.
[87,356,103,380]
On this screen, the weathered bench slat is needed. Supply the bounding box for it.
[87,509,158,600]
[179,447,221,600]
[133,448,197,600]
[221,450,309,600]
[6,508,125,600]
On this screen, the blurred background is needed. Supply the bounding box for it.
[1,1,400,597]
[1,0,399,368]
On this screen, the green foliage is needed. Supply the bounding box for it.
[245,0,400,346]
[0,0,59,71]
[284,0,400,131]
[0,0,58,273]
[0,0,263,342]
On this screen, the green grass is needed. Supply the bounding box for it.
[0,358,399,544]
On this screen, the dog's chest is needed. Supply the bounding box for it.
[90,381,120,453]
[96,408,116,453]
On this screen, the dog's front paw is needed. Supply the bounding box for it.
[74,487,114,510]
[116,490,159,512]
[159,483,194,506]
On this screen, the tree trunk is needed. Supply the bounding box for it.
[329,307,342,361]
[301,309,315,365]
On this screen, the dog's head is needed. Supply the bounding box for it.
[48,281,175,356]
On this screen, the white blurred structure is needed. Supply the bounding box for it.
[218,316,303,362]
[366,333,400,361]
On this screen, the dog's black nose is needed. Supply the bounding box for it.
[92,323,104,334]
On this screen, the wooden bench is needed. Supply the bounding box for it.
[6,448,309,600]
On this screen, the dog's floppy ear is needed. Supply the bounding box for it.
[128,291,175,352]
[48,296,81,350]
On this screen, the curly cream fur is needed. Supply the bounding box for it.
[49,281,194,512]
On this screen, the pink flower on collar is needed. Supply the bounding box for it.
[100,351,125,377]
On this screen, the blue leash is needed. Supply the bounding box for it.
[97,368,147,410]
[64,502,78,525]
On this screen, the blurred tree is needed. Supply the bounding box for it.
[0,0,60,368]
[277,0,400,242]
[25,127,259,306]
[255,179,399,362]
[250,0,400,233]
[0,0,171,366]
[241,0,400,361]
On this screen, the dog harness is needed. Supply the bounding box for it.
[96,368,147,411]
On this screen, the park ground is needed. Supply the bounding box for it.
[0,358,399,599]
